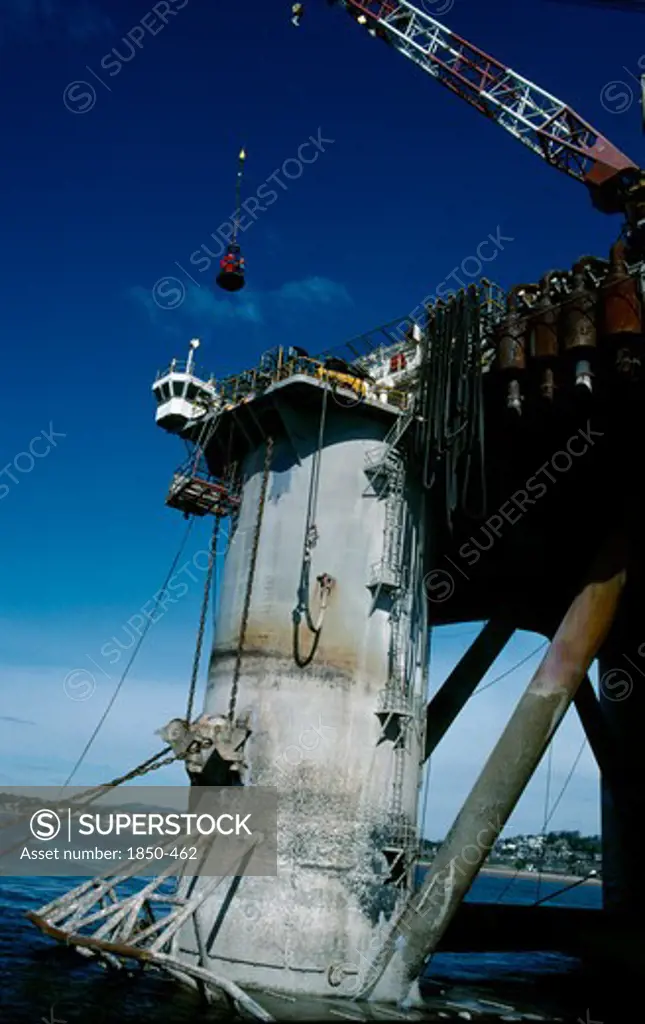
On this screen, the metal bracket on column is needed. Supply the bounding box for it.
[158,712,252,780]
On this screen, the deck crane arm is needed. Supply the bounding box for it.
[329,1,643,217]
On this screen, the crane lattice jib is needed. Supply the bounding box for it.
[336,0,636,188]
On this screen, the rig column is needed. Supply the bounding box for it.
[179,384,428,1003]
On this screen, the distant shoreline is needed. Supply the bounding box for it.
[481,865,601,885]
[419,863,602,886]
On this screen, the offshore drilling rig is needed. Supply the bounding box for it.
[27,2,645,1020]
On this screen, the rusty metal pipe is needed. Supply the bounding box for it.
[530,272,565,402]
[602,239,643,379]
[577,255,610,274]
[563,259,599,393]
[358,530,628,1006]
[496,288,535,414]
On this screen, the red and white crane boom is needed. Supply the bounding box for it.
[329,0,642,214]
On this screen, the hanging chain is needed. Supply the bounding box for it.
[186,517,220,721]
[0,749,180,841]
[228,437,274,721]
[90,750,178,790]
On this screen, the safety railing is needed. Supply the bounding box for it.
[157,349,417,415]
[376,687,415,717]
[368,559,402,591]
[217,354,414,410]
[154,359,215,384]
[382,820,420,851]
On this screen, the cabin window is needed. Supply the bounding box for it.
[171,380,186,398]
[186,383,199,401]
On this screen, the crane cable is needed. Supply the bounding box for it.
[535,742,554,903]
[228,436,274,722]
[293,385,330,667]
[494,735,589,905]
[529,738,594,907]
[472,641,547,696]
[233,147,246,245]
[61,518,196,791]
[186,516,219,721]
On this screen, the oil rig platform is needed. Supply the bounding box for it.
[24,2,645,1021]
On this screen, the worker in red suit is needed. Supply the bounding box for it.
[219,252,234,274]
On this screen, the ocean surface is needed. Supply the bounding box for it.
[0,871,614,1024]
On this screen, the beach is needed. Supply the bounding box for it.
[480,865,602,885]
[417,862,602,885]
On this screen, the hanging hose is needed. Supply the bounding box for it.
[186,517,219,722]
[228,437,273,721]
[418,286,487,531]
[292,575,334,668]
[457,286,487,520]
[293,386,333,667]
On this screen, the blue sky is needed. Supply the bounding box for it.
[1,0,641,836]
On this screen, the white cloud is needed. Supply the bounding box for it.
[129,283,262,336]
[181,283,263,324]
[129,275,352,335]
[275,277,352,306]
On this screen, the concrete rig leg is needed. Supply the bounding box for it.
[424,620,515,760]
[599,615,645,921]
[358,530,628,1007]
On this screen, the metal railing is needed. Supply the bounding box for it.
[214,354,413,410]
[154,359,215,383]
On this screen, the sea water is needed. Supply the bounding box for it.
[0,872,608,1023]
